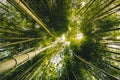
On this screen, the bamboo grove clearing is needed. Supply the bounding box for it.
[0,0,120,80]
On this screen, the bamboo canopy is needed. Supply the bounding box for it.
[0,0,120,80]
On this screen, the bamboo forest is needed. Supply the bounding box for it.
[0,0,120,80]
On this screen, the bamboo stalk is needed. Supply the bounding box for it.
[94,8,120,21]
[17,54,49,80]
[76,0,95,15]
[93,27,120,34]
[7,0,55,38]
[100,50,120,55]
[0,4,9,12]
[87,68,100,79]
[0,39,35,47]
[1,37,43,40]
[89,0,115,20]
[107,46,120,50]
[0,29,22,35]
[106,57,120,62]
[0,44,54,74]
[64,62,70,80]
[96,4,120,18]
[100,41,120,44]
[40,61,51,80]
[74,53,118,79]
[70,66,78,80]
[105,62,120,71]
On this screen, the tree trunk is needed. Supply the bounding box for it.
[0,44,54,74]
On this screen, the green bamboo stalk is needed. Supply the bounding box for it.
[0,44,54,74]
[0,17,16,27]
[63,58,70,80]
[100,41,120,44]
[0,29,22,35]
[89,0,115,20]
[70,66,78,80]
[0,47,35,79]
[17,54,49,80]
[40,61,51,80]
[0,39,35,47]
[0,3,9,12]
[74,53,118,79]
[87,68,100,80]
[1,37,43,40]
[66,67,70,80]
[94,8,120,21]
[106,57,120,62]
[105,62,120,71]
[100,50,120,55]
[76,0,95,15]
[93,27,120,34]
[101,38,120,41]
[26,55,50,79]
[96,4,120,18]
[7,0,56,38]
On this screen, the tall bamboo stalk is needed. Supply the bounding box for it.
[89,0,115,20]
[0,39,35,47]
[73,53,118,79]
[0,29,21,35]
[0,43,55,74]
[1,37,43,40]
[7,0,55,38]
[93,27,120,34]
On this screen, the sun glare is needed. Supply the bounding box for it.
[116,36,120,39]
[76,33,83,40]
[81,2,85,7]
[61,34,66,41]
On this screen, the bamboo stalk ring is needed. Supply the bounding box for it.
[10,56,18,67]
